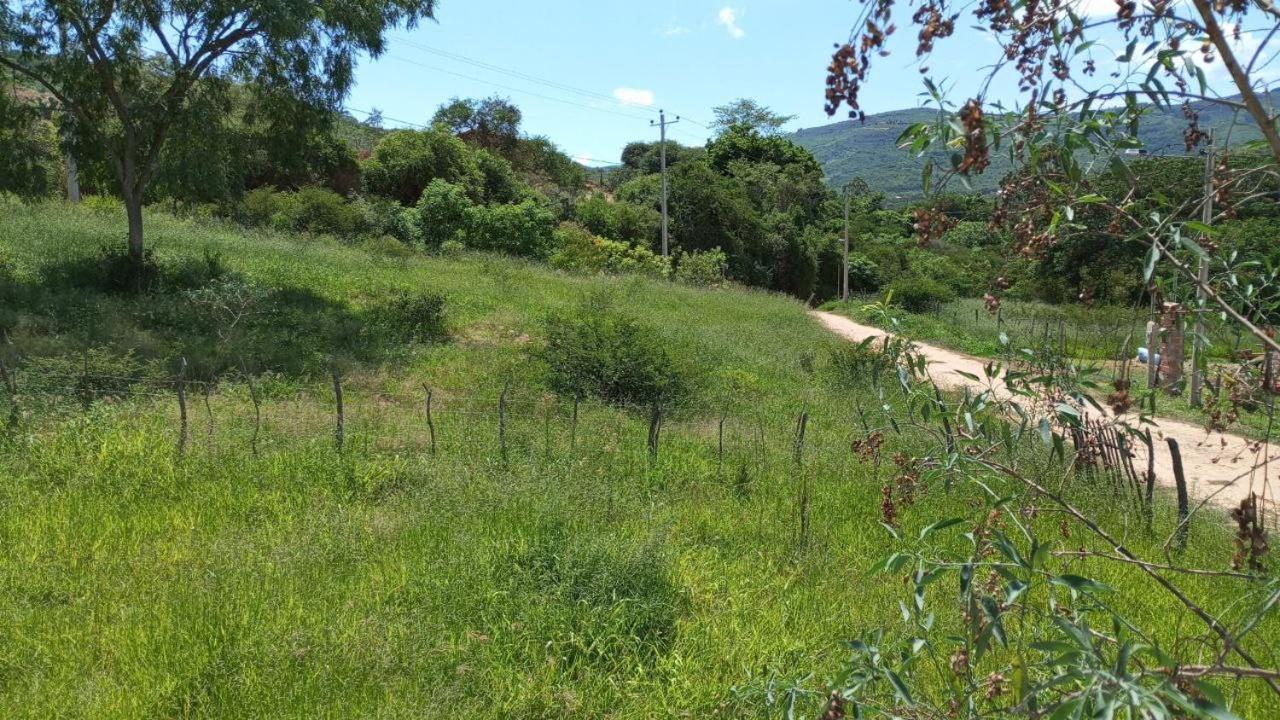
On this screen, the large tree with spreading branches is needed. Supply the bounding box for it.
[0,0,437,282]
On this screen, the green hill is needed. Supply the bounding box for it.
[791,94,1271,200]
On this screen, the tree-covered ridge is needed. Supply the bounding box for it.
[791,92,1273,201]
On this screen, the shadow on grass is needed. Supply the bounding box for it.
[0,245,446,385]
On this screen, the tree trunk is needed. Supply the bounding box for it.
[124,189,145,290]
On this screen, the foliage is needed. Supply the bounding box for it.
[540,296,694,407]
[464,200,557,259]
[886,275,955,312]
[366,290,448,343]
[574,194,659,247]
[432,96,522,152]
[549,222,671,279]
[846,253,881,293]
[620,140,701,174]
[0,0,437,268]
[405,179,474,248]
[240,186,367,237]
[673,248,726,287]
[706,125,823,177]
[362,128,484,206]
[711,99,796,136]
[0,92,60,200]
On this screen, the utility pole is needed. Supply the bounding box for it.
[651,109,680,257]
[1190,129,1214,408]
[842,185,852,300]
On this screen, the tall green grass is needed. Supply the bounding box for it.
[0,202,1275,718]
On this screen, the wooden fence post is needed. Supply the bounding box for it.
[202,382,214,454]
[1142,429,1156,524]
[1166,437,1191,549]
[175,357,188,455]
[0,354,17,429]
[570,394,580,453]
[422,384,436,456]
[647,402,662,462]
[498,379,509,465]
[330,363,344,452]
[794,406,811,545]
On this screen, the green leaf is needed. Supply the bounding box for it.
[1051,574,1114,594]
[1144,243,1160,283]
[885,670,914,706]
[919,517,964,541]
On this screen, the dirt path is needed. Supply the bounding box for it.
[813,310,1279,519]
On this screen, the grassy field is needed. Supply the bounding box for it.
[826,295,1278,441]
[1,202,1277,718]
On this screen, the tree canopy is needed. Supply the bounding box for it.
[711,98,796,136]
[0,0,437,277]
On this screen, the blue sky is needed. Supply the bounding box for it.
[345,1,975,165]
[345,1,1275,166]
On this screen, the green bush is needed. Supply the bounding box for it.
[406,179,473,248]
[465,200,556,258]
[575,194,660,245]
[887,275,955,312]
[550,222,670,279]
[846,253,881,293]
[362,128,483,206]
[540,297,693,407]
[674,248,726,286]
[240,186,366,237]
[366,290,448,343]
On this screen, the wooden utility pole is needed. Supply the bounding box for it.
[651,110,680,257]
[842,185,851,300]
[1190,130,1215,407]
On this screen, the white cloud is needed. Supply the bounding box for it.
[661,23,690,37]
[717,6,745,39]
[613,87,655,106]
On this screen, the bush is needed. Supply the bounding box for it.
[366,290,448,343]
[574,194,660,245]
[406,179,473,248]
[240,186,366,236]
[887,275,955,312]
[362,128,483,206]
[465,200,556,258]
[550,222,671,279]
[674,248,726,286]
[847,254,881,293]
[353,195,413,242]
[540,297,693,407]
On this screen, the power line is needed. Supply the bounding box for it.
[378,51,660,121]
[386,37,713,131]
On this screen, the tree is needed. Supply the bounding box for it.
[432,96,522,152]
[710,98,796,136]
[0,0,436,282]
[362,128,483,206]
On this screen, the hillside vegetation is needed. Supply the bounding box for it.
[791,93,1271,200]
[0,203,1274,718]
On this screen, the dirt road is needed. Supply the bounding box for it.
[813,310,1279,518]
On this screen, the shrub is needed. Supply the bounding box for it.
[847,253,881,293]
[240,186,366,236]
[289,186,366,236]
[81,195,123,215]
[887,275,955,312]
[362,128,484,206]
[406,179,473,248]
[358,235,415,260]
[465,200,556,258]
[367,290,448,343]
[353,194,413,242]
[674,248,726,286]
[540,297,692,406]
[550,222,671,279]
[439,239,465,257]
[575,194,660,245]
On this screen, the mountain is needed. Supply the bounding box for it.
[790,93,1271,201]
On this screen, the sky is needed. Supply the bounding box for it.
[344,1,1278,166]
